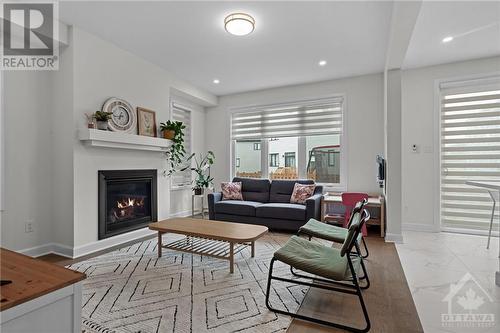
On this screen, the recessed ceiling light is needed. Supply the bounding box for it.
[318,60,327,66]
[442,36,454,43]
[224,13,255,36]
[213,79,220,84]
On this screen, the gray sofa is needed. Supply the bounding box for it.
[207,177,323,231]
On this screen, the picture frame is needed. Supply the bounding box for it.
[137,107,157,137]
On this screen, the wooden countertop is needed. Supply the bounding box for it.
[0,248,86,311]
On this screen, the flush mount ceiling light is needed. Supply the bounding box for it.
[213,79,220,84]
[224,13,255,36]
[442,36,454,43]
[318,60,327,66]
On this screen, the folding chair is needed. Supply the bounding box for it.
[265,209,371,332]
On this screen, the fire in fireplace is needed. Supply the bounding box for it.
[98,170,157,239]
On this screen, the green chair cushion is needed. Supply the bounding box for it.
[299,218,362,244]
[274,236,361,281]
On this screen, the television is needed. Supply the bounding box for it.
[376,155,385,188]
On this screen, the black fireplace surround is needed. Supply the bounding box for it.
[98,170,157,240]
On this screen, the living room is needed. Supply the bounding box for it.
[0,1,499,332]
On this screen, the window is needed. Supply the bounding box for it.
[284,152,296,167]
[231,97,345,188]
[234,140,262,178]
[269,153,278,167]
[439,78,500,232]
[171,102,191,187]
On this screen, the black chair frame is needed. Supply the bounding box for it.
[265,210,371,332]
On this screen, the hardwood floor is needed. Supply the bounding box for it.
[39,229,422,333]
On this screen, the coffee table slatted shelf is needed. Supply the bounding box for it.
[163,237,249,260]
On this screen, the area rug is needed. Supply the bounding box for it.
[68,232,307,333]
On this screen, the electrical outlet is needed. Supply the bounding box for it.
[25,220,34,233]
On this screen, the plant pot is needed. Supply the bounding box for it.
[163,130,175,139]
[193,187,203,195]
[96,120,108,130]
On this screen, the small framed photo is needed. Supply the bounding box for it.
[137,107,157,137]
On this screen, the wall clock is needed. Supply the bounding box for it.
[102,97,137,133]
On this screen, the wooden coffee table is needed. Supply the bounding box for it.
[149,218,268,273]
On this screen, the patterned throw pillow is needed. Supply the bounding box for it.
[221,182,243,200]
[290,183,316,204]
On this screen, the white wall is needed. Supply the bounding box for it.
[206,73,385,195]
[71,27,214,248]
[401,56,500,231]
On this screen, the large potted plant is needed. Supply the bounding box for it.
[162,120,187,176]
[93,111,112,130]
[188,151,215,195]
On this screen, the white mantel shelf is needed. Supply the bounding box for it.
[79,129,172,152]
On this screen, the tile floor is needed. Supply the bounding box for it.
[396,231,500,333]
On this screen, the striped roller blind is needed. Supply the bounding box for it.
[231,97,343,140]
[440,80,500,231]
[171,103,192,187]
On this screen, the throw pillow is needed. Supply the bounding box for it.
[221,182,243,200]
[290,183,316,204]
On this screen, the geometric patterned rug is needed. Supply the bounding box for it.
[67,232,308,333]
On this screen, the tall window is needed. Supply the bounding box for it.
[171,102,192,188]
[439,78,500,232]
[232,97,345,188]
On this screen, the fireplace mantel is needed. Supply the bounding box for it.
[79,129,172,152]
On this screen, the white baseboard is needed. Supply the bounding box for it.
[19,243,73,258]
[402,223,438,232]
[385,233,404,243]
[72,227,155,258]
[169,210,193,218]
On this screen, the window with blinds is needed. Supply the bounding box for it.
[171,103,192,188]
[231,98,343,140]
[440,80,500,231]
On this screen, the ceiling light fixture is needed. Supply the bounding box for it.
[442,36,454,43]
[213,79,220,84]
[224,13,255,36]
[318,60,327,66]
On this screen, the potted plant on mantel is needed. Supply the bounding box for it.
[93,111,112,130]
[188,151,215,195]
[162,120,187,176]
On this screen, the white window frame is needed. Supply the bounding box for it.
[433,73,500,235]
[229,95,348,192]
[170,100,193,191]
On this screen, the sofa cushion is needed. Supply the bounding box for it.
[232,177,270,203]
[269,180,315,203]
[256,203,306,221]
[214,200,262,216]
[221,182,243,200]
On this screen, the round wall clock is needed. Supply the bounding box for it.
[102,97,137,133]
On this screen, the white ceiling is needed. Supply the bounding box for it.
[59,1,500,96]
[59,1,393,96]
[404,1,500,69]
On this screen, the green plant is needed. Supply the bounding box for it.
[188,151,215,190]
[93,111,112,121]
[161,120,187,176]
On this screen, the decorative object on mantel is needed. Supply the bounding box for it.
[159,120,180,139]
[84,113,95,129]
[102,97,137,133]
[93,111,112,130]
[162,120,187,176]
[188,151,215,195]
[137,107,157,137]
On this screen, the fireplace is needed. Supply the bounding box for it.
[98,170,157,239]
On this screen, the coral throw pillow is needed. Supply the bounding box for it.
[290,183,316,204]
[221,182,243,200]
